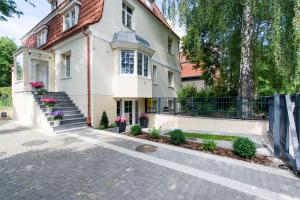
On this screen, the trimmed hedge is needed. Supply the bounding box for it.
[130,124,142,136]
[170,129,186,145]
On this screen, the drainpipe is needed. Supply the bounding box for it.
[82,28,92,126]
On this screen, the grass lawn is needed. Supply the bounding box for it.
[167,132,239,141]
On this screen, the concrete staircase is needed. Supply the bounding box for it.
[33,92,87,133]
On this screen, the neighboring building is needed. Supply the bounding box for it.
[180,52,206,90]
[12,0,181,132]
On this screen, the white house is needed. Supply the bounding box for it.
[12,0,181,132]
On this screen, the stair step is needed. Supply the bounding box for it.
[55,126,89,134]
[50,118,86,126]
[45,110,81,116]
[53,122,87,131]
[39,103,75,107]
[42,107,78,112]
[47,114,84,120]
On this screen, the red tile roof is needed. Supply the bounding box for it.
[22,0,178,50]
[180,52,203,78]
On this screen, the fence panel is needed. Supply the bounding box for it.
[146,96,271,120]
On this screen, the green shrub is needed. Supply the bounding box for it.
[37,88,48,95]
[233,137,256,159]
[149,128,160,139]
[130,124,142,136]
[99,111,109,130]
[0,87,11,96]
[109,122,117,128]
[202,139,217,152]
[170,129,186,145]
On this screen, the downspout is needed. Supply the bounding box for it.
[82,28,92,126]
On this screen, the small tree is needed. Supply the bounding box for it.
[99,111,109,130]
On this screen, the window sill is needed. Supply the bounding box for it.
[61,77,72,80]
[15,80,23,84]
[122,24,134,31]
[168,86,175,89]
[153,83,158,86]
[137,75,151,80]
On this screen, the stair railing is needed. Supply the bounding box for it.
[273,94,300,175]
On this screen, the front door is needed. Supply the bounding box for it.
[30,59,49,89]
[120,99,139,126]
[124,101,133,125]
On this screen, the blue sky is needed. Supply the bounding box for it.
[0,0,184,46]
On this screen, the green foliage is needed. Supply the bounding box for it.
[0,95,12,108]
[149,128,160,139]
[0,87,11,95]
[0,37,17,87]
[99,111,109,130]
[37,88,47,95]
[0,0,35,21]
[233,137,256,159]
[109,122,117,128]
[170,129,186,145]
[162,0,300,96]
[202,139,217,152]
[130,124,142,136]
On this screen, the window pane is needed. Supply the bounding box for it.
[127,7,132,14]
[122,10,125,24]
[66,55,71,77]
[127,14,131,28]
[138,53,143,75]
[121,51,134,74]
[117,100,121,116]
[144,55,148,77]
[71,9,76,26]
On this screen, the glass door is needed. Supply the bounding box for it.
[124,101,133,125]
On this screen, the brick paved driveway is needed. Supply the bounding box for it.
[0,121,299,200]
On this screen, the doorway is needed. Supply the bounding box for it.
[118,99,139,125]
[30,59,49,89]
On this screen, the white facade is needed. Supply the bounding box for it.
[13,0,181,128]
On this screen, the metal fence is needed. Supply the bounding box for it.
[145,96,272,120]
[0,95,12,108]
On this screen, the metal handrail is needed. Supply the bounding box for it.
[285,95,300,174]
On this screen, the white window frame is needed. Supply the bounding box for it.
[36,29,48,47]
[63,5,80,31]
[15,54,23,82]
[153,65,157,84]
[168,71,174,88]
[122,2,133,29]
[61,52,71,79]
[120,50,135,75]
[137,52,149,78]
[168,36,173,55]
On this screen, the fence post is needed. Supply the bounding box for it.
[173,98,176,115]
[296,94,300,145]
[273,94,281,158]
[158,98,161,114]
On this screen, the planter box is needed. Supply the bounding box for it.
[105,127,119,133]
[117,122,126,133]
[139,118,148,128]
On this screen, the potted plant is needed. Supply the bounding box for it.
[37,88,48,97]
[139,113,148,128]
[29,81,44,94]
[51,111,64,126]
[115,116,127,133]
[41,98,57,113]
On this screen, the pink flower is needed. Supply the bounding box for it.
[41,98,57,103]
[30,81,44,88]
[115,116,127,123]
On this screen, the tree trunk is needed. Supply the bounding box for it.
[239,0,254,118]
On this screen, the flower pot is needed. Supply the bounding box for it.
[53,120,61,127]
[46,107,53,113]
[32,88,38,95]
[118,122,126,133]
[139,118,148,128]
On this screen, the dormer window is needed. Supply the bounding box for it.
[60,0,81,31]
[36,27,48,47]
[122,2,133,29]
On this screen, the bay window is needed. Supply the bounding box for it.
[121,50,134,74]
[137,52,149,77]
